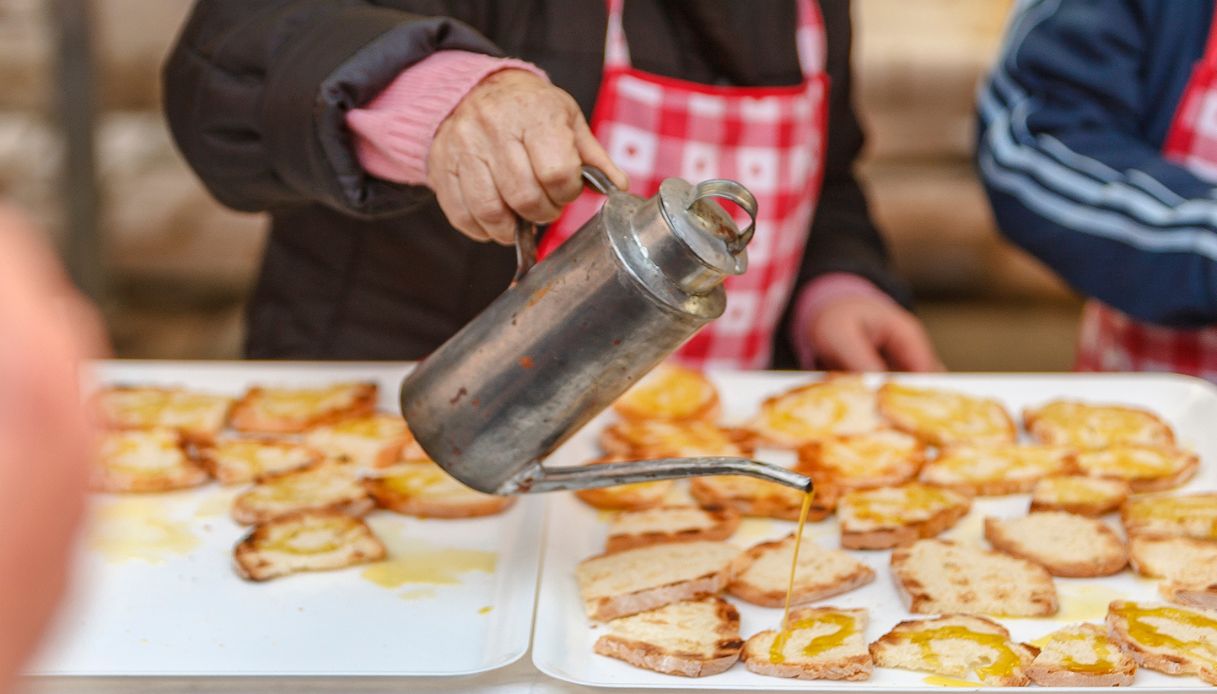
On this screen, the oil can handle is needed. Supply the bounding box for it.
[687,179,759,253]
[512,166,621,283]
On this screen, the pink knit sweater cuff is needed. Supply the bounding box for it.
[346,51,548,185]
[790,273,894,369]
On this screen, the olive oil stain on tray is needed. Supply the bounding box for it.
[362,516,498,599]
[89,497,200,564]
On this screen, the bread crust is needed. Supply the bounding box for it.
[984,512,1128,578]
[727,534,875,607]
[362,462,515,519]
[599,420,750,459]
[869,614,1036,686]
[95,385,233,444]
[795,430,925,491]
[741,607,872,681]
[877,383,1017,447]
[228,382,377,434]
[197,438,322,486]
[231,461,373,525]
[920,444,1077,496]
[1121,492,1217,541]
[605,505,740,553]
[689,476,833,521]
[574,463,673,511]
[92,429,210,493]
[1074,445,1199,493]
[1107,600,1217,685]
[837,483,971,550]
[302,413,412,469]
[593,597,741,677]
[1029,475,1130,517]
[891,539,1058,616]
[577,542,739,621]
[1024,400,1175,448]
[233,510,386,582]
[1129,536,1217,610]
[611,364,720,423]
[746,376,883,448]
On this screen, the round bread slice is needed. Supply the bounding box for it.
[233,510,386,581]
[869,614,1036,686]
[363,460,514,519]
[795,430,925,491]
[728,533,875,607]
[1107,601,1217,685]
[228,382,378,434]
[605,505,740,553]
[837,483,972,550]
[1075,445,1199,492]
[574,456,675,511]
[984,512,1127,577]
[1121,492,1217,541]
[919,444,1076,496]
[746,376,883,448]
[198,438,322,486]
[232,461,373,525]
[95,385,233,444]
[690,475,832,521]
[612,364,719,422]
[593,597,742,677]
[599,419,750,458]
[92,429,209,493]
[1129,536,1217,610]
[1026,623,1136,687]
[302,412,413,469]
[891,539,1059,617]
[1024,400,1175,448]
[576,541,740,621]
[1029,475,1130,516]
[742,607,872,681]
[876,383,1016,447]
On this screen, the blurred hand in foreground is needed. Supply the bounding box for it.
[427,69,628,244]
[806,294,944,372]
[0,207,104,689]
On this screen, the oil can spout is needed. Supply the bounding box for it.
[494,456,814,495]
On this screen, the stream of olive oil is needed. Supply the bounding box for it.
[780,491,814,630]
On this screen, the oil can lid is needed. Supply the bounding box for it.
[657,178,756,290]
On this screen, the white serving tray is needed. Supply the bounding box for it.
[30,361,545,677]
[532,372,1217,692]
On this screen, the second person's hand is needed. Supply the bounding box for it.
[427,69,629,245]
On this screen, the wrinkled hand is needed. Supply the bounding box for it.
[427,69,628,244]
[0,207,104,689]
[806,294,944,372]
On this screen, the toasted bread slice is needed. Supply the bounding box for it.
[1030,475,1130,516]
[96,385,233,443]
[1026,623,1136,687]
[231,461,372,525]
[690,475,833,521]
[920,444,1075,496]
[984,512,1127,577]
[728,534,874,607]
[747,376,883,448]
[1107,601,1217,685]
[593,597,742,677]
[837,483,971,550]
[891,539,1058,616]
[600,419,750,458]
[742,607,871,681]
[796,430,925,491]
[606,505,740,553]
[1025,400,1175,448]
[1129,536,1217,610]
[302,412,414,468]
[92,429,209,493]
[612,364,719,422]
[198,438,322,486]
[1075,445,1199,492]
[363,460,514,519]
[870,614,1036,686]
[576,541,739,621]
[877,383,1016,447]
[574,456,676,511]
[1122,492,1217,541]
[233,510,385,581]
[228,382,377,434]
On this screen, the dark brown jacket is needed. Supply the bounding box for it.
[163,0,909,366]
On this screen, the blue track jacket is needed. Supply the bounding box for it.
[977,0,1217,327]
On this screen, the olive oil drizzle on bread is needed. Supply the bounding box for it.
[774,490,815,661]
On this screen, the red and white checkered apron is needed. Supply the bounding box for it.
[1076,7,1217,380]
[538,0,829,370]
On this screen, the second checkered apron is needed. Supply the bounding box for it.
[538,0,829,370]
[1075,6,1217,380]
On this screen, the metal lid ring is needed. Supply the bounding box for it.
[687,179,758,253]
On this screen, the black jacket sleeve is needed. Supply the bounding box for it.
[163,1,501,218]
[772,0,911,368]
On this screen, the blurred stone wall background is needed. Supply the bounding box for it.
[0,0,1080,369]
